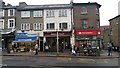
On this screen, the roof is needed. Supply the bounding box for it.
[2,6,17,9]
[109,15,120,21]
[100,26,110,31]
[17,4,71,10]
[73,2,101,8]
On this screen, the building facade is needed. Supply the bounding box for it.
[100,26,110,49]
[1,1,102,53]
[1,2,16,50]
[43,4,72,51]
[109,15,119,51]
[73,2,102,50]
[15,2,44,51]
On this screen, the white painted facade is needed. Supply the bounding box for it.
[44,8,72,32]
[43,7,75,46]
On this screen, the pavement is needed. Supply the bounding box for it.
[1,50,120,59]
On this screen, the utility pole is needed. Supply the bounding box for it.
[56,30,59,55]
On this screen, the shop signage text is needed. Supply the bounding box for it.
[75,30,101,36]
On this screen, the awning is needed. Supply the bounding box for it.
[13,37,37,43]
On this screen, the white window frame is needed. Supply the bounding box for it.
[59,9,67,17]
[8,9,15,16]
[21,11,30,18]
[0,19,4,29]
[33,11,43,17]
[33,23,43,30]
[0,10,4,17]
[46,10,54,17]
[8,19,15,29]
[59,22,68,29]
[46,23,55,30]
[96,7,99,15]
[21,23,30,30]
[3,10,4,17]
[81,7,88,14]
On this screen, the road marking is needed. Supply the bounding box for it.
[79,58,89,63]
[79,58,95,61]
[104,60,108,63]
[57,57,71,61]
[0,64,7,66]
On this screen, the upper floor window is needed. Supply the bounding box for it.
[0,19,4,29]
[95,7,99,15]
[33,11,43,17]
[21,23,30,30]
[46,10,54,17]
[82,20,88,29]
[21,11,30,18]
[59,10,67,17]
[0,10,4,17]
[33,23,43,30]
[59,23,67,29]
[8,19,15,29]
[81,7,87,14]
[8,9,15,16]
[47,23,55,29]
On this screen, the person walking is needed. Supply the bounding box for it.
[35,43,38,55]
[107,43,112,56]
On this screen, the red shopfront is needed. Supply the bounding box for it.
[75,30,101,48]
[44,32,72,52]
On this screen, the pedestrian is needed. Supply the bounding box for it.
[71,45,76,56]
[34,43,38,55]
[45,45,49,52]
[96,45,100,56]
[107,43,112,56]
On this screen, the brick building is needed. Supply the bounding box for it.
[73,2,102,49]
[109,15,119,51]
[100,26,110,49]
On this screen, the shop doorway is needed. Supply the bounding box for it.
[40,41,43,51]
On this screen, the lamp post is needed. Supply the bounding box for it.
[56,29,59,55]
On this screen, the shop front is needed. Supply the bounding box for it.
[12,32,38,52]
[1,29,15,52]
[75,30,101,56]
[44,31,71,52]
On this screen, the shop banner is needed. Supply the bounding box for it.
[75,30,101,36]
[17,33,27,37]
[15,37,37,42]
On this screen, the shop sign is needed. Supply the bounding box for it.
[17,33,27,36]
[75,30,101,36]
[44,32,71,36]
[27,34,38,37]
[16,37,36,42]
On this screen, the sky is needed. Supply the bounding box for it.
[2,0,120,26]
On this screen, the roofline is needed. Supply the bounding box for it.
[17,4,71,11]
[109,15,120,21]
[73,2,101,8]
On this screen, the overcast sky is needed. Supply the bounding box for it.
[2,0,120,26]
